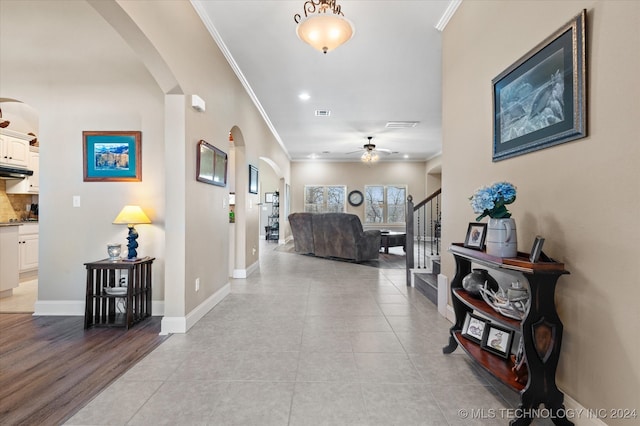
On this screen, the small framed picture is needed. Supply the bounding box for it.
[265,192,274,203]
[529,236,545,263]
[481,323,515,359]
[464,222,487,250]
[461,313,487,344]
[248,165,258,194]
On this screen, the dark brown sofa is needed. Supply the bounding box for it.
[288,212,381,262]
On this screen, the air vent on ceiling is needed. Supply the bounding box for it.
[315,110,331,117]
[385,121,419,128]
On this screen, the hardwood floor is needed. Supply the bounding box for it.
[0,314,167,426]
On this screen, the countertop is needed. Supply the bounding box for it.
[0,220,38,227]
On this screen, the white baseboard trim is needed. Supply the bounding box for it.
[33,299,165,317]
[562,394,608,426]
[34,300,84,316]
[233,259,259,279]
[437,273,448,317]
[160,282,230,335]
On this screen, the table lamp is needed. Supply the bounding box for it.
[113,205,151,260]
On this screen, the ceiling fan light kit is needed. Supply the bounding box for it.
[294,0,354,54]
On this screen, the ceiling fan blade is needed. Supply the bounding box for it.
[376,148,392,154]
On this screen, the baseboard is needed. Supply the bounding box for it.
[232,259,259,278]
[33,299,165,317]
[562,394,608,426]
[160,282,230,335]
[34,300,84,316]
[437,274,448,318]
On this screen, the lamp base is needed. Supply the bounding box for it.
[126,225,140,259]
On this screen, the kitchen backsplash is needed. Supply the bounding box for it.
[0,180,38,222]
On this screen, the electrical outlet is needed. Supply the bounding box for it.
[73,196,81,207]
[252,247,256,256]
[195,278,200,292]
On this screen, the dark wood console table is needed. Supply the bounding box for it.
[444,244,572,426]
[84,257,154,330]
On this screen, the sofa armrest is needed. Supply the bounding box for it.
[357,229,381,261]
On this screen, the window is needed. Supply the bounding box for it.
[364,185,407,224]
[304,185,346,213]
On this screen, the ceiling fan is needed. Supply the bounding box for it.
[347,137,392,163]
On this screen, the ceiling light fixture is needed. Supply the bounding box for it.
[361,150,379,164]
[294,0,354,54]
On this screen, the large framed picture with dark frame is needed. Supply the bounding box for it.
[492,9,586,161]
[196,140,227,187]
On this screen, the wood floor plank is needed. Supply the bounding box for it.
[0,314,167,426]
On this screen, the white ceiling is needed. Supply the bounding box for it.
[193,0,458,162]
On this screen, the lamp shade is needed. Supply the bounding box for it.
[113,205,151,226]
[296,14,354,54]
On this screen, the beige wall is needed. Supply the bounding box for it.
[291,161,428,229]
[442,0,640,420]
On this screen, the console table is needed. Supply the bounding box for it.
[84,257,154,329]
[444,244,572,426]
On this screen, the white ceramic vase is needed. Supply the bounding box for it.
[486,218,517,258]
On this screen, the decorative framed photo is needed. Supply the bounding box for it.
[248,165,259,194]
[265,192,274,203]
[461,313,487,344]
[464,222,487,250]
[83,131,141,182]
[529,236,545,263]
[492,10,586,161]
[481,323,515,359]
[196,140,227,187]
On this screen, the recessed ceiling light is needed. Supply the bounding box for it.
[403,154,410,159]
[298,93,310,101]
[385,121,419,128]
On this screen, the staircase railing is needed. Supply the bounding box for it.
[406,189,441,285]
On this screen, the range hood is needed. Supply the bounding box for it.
[0,165,33,179]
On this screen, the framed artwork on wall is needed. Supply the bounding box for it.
[492,9,586,161]
[83,131,141,182]
[196,140,227,187]
[249,165,258,194]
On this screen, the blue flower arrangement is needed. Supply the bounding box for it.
[469,182,517,221]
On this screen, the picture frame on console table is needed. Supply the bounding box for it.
[464,222,487,250]
[461,313,487,344]
[492,9,586,161]
[481,323,514,359]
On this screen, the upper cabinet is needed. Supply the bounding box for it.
[0,132,29,168]
[6,147,39,194]
[2,129,39,194]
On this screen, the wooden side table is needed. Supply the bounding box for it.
[84,257,155,329]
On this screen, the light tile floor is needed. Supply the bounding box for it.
[0,279,37,313]
[67,242,552,425]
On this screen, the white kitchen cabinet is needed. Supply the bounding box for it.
[18,224,39,272]
[0,133,29,168]
[0,225,20,297]
[6,147,39,194]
